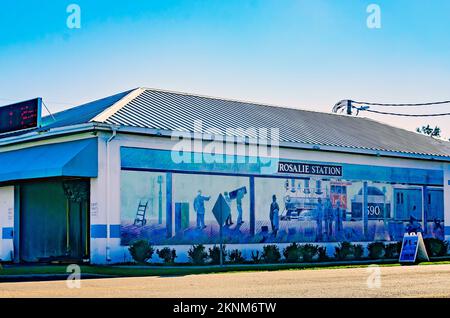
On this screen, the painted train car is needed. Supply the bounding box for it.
[351,186,391,220]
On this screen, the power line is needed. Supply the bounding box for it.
[363,108,450,117]
[333,99,450,117]
[351,99,450,107]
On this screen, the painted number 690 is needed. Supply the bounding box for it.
[368,205,381,216]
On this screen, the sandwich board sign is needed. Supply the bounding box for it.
[399,232,429,263]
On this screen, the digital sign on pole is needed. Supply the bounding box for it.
[0,98,42,134]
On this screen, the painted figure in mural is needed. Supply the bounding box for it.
[324,198,333,238]
[224,191,233,226]
[334,200,343,233]
[270,194,280,236]
[236,188,245,225]
[432,218,444,239]
[406,215,422,234]
[315,197,324,241]
[193,190,210,230]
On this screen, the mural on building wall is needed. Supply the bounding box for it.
[120,169,445,246]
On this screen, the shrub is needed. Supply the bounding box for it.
[353,244,364,259]
[301,244,319,262]
[317,246,329,261]
[228,249,245,264]
[334,242,353,260]
[424,238,449,257]
[128,240,154,264]
[156,247,177,264]
[188,244,208,265]
[384,242,401,259]
[395,241,403,254]
[283,243,302,263]
[251,251,262,264]
[262,245,281,263]
[208,245,227,264]
[367,242,385,259]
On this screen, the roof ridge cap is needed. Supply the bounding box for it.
[141,86,341,115]
[90,87,145,123]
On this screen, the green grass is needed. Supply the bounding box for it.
[0,264,375,278]
[1,260,450,278]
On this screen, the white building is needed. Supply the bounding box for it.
[0,88,449,264]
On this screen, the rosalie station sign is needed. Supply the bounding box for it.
[277,161,343,177]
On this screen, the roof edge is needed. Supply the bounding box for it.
[0,122,449,163]
[90,87,145,123]
[112,124,450,163]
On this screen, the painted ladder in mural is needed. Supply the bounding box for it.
[134,200,149,227]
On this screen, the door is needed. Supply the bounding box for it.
[394,188,422,221]
[426,189,444,221]
[20,179,89,262]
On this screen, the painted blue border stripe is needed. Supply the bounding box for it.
[2,227,13,239]
[91,224,107,238]
[445,226,450,236]
[110,225,121,238]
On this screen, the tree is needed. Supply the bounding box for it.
[416,125,441,138]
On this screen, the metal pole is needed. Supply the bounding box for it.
[383,186,387,226]
[363,181,368,240]
[422,186,427,234]
[158,176,163,224]
[219,209,223,267]
[66,198,70,255]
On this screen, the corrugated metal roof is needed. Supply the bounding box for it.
[0,89,132,139]
[16,87,450,159]
[41,89,134,129]
[98,88,450,158]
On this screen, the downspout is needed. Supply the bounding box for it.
[105,127,117,262]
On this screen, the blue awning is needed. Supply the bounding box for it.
[0,138,98,183]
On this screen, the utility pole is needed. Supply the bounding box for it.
[346,100,353,115]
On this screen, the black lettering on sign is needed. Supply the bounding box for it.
[277,161,342,177]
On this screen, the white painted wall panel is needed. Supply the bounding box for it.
[0,186,14,261]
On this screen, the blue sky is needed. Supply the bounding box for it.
[0,0,449,137]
